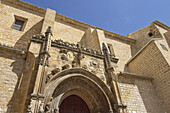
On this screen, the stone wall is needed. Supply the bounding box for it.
[128,41,170,112]
[47,46,106,84]
[0,49,25,112]
[119,75,165,113]
[128,24,162,56]
[105,35,132,72]
[0,0,169,113]
[53,20,85,44]
[0,0,44,50]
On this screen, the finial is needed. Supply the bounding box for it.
[102,43,107,51]
[45,26,53,36]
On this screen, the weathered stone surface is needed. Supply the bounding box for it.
[0,49,25,112]
[128,41,170,113]
[0,0,169,113]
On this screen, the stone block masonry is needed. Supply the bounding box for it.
[0,49,25,112]
[119,75,165,113]
[129,41,170,112]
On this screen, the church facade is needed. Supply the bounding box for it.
[0,0,170,113]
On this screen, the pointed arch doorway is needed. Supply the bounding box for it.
[59,95,90,113]
[44,68,116,113]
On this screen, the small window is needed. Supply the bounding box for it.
[11,15,27,31]
[107,43,115,57]
[12,19,24,31]
[148,32,153,37]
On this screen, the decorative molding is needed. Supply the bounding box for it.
[55,13,136,43]
[118,71,154,80]
[2,0,46,16]
[153,20,170,30]
[3,0,136,43]
[0,43,26,55]
[105,32,136,44]
[31,36,119,63]
[31,93,45,100]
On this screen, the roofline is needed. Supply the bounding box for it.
[55,13,136,44]
[128,20,170,37]
[2,0,136,43]
[2,0,46,15]
[153,20,170,30]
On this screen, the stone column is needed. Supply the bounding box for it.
[41,8,56,33]
[102,43,127,113]
[28,27,53,113]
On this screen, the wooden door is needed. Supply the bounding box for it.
[59,95,90,113]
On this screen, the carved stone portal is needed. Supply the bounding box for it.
[62,64,70,70]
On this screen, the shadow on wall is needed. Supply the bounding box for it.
[5,18,43,113]
[118,77,165,113]
[14,19,44,50]
[0,50,25,113]
[1,0,45,17]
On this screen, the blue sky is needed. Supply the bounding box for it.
[22,0,170,36]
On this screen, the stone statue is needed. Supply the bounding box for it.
[27,104,32,113]
[38,102,44,113]
[45,26,53,36]
[45,103,50,113]
[45,97,53,113]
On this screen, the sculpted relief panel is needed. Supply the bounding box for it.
[46,46,106,83]
[81,56,105,81]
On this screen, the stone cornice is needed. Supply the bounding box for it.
[55,13,136,44]
[153,20,170,30]
[32,35,119,63]
[3,0,136,43]
[0,43,26,55]
[2,0,46,16]
[104,31,136,44]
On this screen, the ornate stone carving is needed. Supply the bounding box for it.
[72,60,79,68]
[32,34,45,41]
[90,49,95,54]
[59,49,68,54]
[102,43,111,67]
[27,98,34,113]
[45,97,53,113]
[46,68,60,83]
[45,26,53,36]
[90,61,98,67]
[54,109,59,113]
[46,74,51,83]
[45,103,50,113]
[39,52,50,67]
[62,64,70,70]
[100,75,105,81]
[82,65,87,70]
[51,68,60,75]
[38,101,44,113]
[34,38,118,64]
[91,70,96,74]
[27,104,32,113]
[61,54,68,61]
